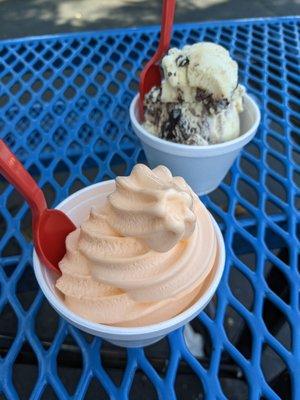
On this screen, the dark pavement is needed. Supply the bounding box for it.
[0,0,298,40]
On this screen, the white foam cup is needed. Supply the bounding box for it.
[130,91,260,195]
[33,181,225,348]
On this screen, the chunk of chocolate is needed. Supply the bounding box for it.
[161,108,182,141]
[195,88,211,102]
[175,55,190,67]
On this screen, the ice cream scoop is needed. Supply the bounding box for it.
[56,164,218,326]
[160,42,239,103]
[143,42,245,145]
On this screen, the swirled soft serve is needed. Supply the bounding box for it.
[56,164,218,326]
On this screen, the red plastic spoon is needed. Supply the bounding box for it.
[139,0,176,119]
[0,140,76,273]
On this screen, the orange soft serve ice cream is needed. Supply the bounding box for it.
[56,164,217,326]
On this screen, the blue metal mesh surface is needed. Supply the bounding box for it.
[0,16,299,399]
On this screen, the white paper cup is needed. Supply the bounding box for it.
[130,92,261,195]
[33,181,225,347]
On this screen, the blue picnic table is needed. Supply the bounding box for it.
[0,16,299,400]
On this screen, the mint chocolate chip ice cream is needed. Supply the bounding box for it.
[143,42,245,146]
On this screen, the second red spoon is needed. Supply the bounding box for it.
[139,0,176,119]
[0,140,76,273]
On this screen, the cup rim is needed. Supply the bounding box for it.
[33,181,225,338]
[129,88,261,154]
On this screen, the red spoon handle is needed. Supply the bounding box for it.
[157,0,176,57]
[0,139,47,220]
[138,0,176,118]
